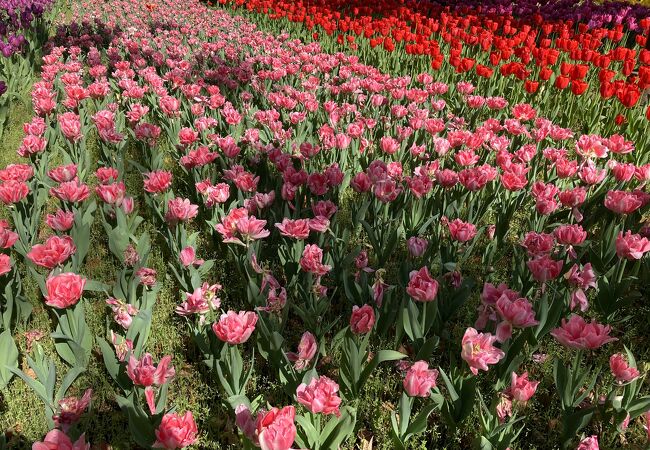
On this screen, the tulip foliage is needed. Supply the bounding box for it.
[0,0,649,448]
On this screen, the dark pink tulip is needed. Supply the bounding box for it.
[527,255,563,283]
[350,304,375,334]
[406,267,439,302]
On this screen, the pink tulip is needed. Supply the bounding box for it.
[47,164,77,183]
[447,218,477,242]
[609,353,640,383]
[165,198,199,224]
[527,255,563,283]
[554,224,587,246]
[299,244,331,276]
[176,283,221,316]
[46,209,75,232]
[308,216,329,233]
[52,388,92,431]
[152,411,198,449]
[127,353,175,387]
[576,435,599,450]
[0,180,29,204]
[50,180,91,203]
[27,235,76,269]
[0,164,33,182]
[179,246,204,267]
[521,232,554,256]
[461,327,505,375]
[508,372,539,402]
[106,297,137,329]
[32,430,90,450]
[380,136,400,154]
[95,167,119,184]
[559,187,587,208]
[212,311,258,344]
[0,254,11,276]
[286,331,317,371]
[496,395,513,424]
[551,315,617,350]
[58,112,82,142]
[403,361,438,397]
[350,304,375,334]
[257,406,296,450]
[604,190,643,215]
[406,267,439,302]
[178,127,198,147]
[296,375,342,416]
[144,170,173,194]
[615,231,650,260]
[0,221,18,249]
[44,273,86,309]
[275,218,310,240]
[495,295,538,342]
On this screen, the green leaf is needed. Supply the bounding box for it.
[56,366,86,401]
[0,331,18,388]
[404,403,438,439]
[357,350,405,393]
[320,406,357,449]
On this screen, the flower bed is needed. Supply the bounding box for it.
[0,0,648,448]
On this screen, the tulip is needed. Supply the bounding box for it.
[257,406,296,450]
[296,375,342,416]
[576,436,599,450]
[27,235,76,269]
[406,267,439,302]
[551,315,617,350]
[461,328,505,375]
[32,430,90,450]
[403,361,438,397]
[212,310,258,344]
[349,304,375,334]
[616,231,650,260]
[152,411,198,449]
[44,273,86,309]
[508,372,539,402]
[609,353,640,383]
